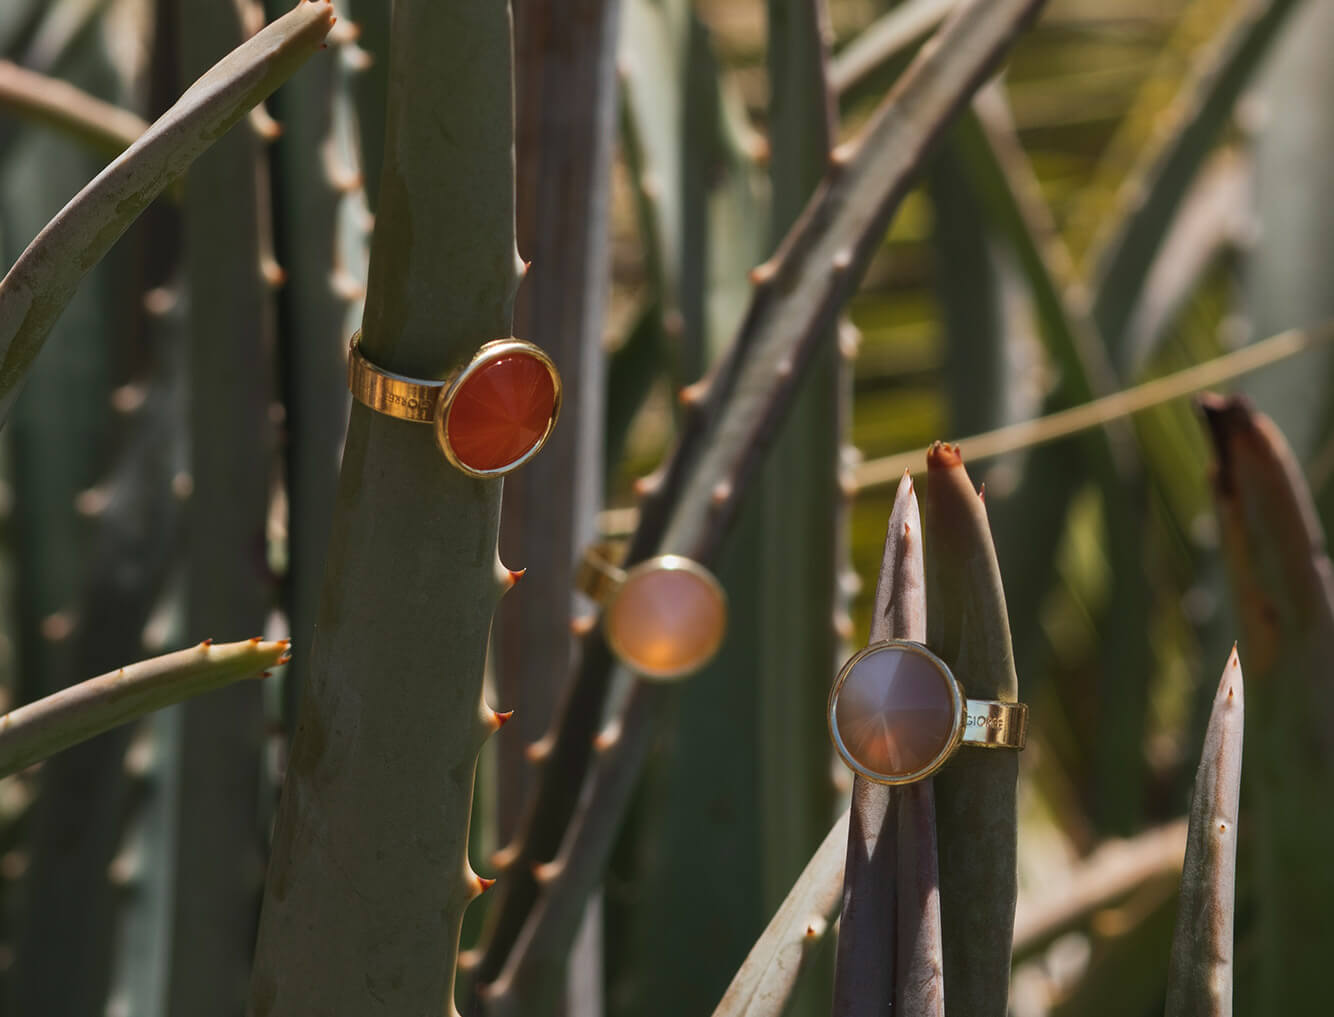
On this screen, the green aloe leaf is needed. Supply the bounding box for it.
[925,443,1020,1017]
[0,639,287,778]
[1165,648,1244,1017]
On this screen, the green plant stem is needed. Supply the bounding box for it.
[263,0,364,722]
[711,811,850,1017]
[468,0,1047,995]
[832,474,932,1017]
[0,58,146,155]
[1165,648,1244,1017]
[0,0,335,424]
[0,639,286,777]
[246,0,521,1013]
[925,443,1020,1017]
[1199,394,1334,1011]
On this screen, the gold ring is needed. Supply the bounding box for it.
[576,542,727,680]
[347,332,562,476]
[828,640,1027,785]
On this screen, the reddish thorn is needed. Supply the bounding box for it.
[277,653,293,666]
[476,874,497,893]
[570,615,597,637]
[259,671,272,679]
[926,441,963,469]
[249,636,262,645]
[903,522,911,539]
[506,567,527,587]
[278,638,291,648]
[978,483,986,502]
[201,638,214,647]
[493,709,515,729]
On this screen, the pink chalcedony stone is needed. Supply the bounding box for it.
[446,353,556,472]
[832,644,958,779]
[604,564,726,678]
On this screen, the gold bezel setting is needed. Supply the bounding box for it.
[346,333,562,477]
[434,338,562,477]
[827,640,965,786]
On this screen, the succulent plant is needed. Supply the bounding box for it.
[0,1,1330,1016]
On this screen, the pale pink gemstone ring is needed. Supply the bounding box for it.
[576,543,727,680]
[828,640,1028,785]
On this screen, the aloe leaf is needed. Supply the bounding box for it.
[247,0,521,1012]
[0,0,335,424]
[755,2,841,1012]
[0,59,145,155]
[263,0,366,725]
[832,473,929,1017]
[953,89,1153,833]
[3,22,169,1011]
[1087,0,1303,373]
[467,0,1048,999]
[1165,648,1244,1017]
[1199,393,1334,1010]
[925,443,1019,1017]
[0,639,285,778]
[1242,1,1334,474]
[493,0,619,1008]
[168,2,292,1010]
[497,0,618,852]
[711,811,850,1017]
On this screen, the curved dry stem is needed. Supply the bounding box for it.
[711,811,850,1017]
[0,0,335,423]
[0,59,146,155]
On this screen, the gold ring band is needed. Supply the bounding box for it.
[345,332,562,476]
[575,542,628,604]
[961,699,1028,748]
[346,334,444,423]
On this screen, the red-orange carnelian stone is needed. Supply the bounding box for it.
[447,354,556,471]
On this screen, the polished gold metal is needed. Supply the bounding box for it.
[346,332,445,423]
[960,699,1029,748]
[345,332,562,476]
[576,543,727,680]
[827,639,1028,786]
[576,542,628,604]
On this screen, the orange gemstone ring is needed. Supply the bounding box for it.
[828,640,1028,786]
[576,542,727,680]
[346,332,561,476]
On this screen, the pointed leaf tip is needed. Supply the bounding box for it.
[926,440,963,469]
